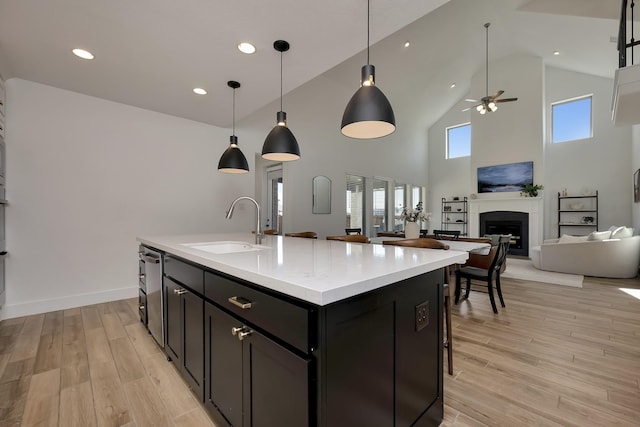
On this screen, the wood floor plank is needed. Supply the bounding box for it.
[62,314,88,367]
[41,311,64,336]
[142,351,198,419]
[81,306,104,331]
[89,360,132,427]
[100,313,127,341]
[109,337,145,384]
[0,376,30,422]
[0,358,34,384]
[123,377,173,427]
[33,333,63,374]
[59,381,97,427]
[61,360,90,390]
[20,368,60,427]
[85,328,114,367]
[112,300,138,327]
[173,407,216,427]
[124,323,161,360]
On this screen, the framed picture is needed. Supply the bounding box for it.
[477,161,534,193]
[634,169,640,203]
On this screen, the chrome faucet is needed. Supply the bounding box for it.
[226,196,262,244]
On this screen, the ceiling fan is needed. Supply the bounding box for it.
[463,22,517,114]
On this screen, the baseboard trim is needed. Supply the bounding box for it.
[0,286,139,320]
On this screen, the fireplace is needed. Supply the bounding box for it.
[480,211,529,256]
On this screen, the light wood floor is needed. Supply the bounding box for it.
[1,275,639,426]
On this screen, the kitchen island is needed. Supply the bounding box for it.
[137,233,468,427]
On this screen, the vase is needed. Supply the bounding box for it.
[404,221,420,239]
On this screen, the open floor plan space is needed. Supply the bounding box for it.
[0,275,639,427]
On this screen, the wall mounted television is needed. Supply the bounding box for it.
[477,161,533,193]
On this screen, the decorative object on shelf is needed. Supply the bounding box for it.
[569,203,584,210]
[581,216,595,224]
[520,183,544,197]
[478,161,533,193]
[218,81,249,173]
[443,205,451,212]
[634,169,640,202]
[562,188,568,197]
[463,23,517,114]
[401,201,431,239]
[262,40,301,161]
[341,0,395,139]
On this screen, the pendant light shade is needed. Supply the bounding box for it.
[341,0,395,139]
[262,40,301,162]
[218,81,249,174]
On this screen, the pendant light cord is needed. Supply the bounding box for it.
[232,87,236,136]
[367,0,370,65]
[280,50,283,111]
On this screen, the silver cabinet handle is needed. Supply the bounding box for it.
[228,296,252,309]
[231,326,246,336]
[139,305,145,310]
[238,329,253,341]
[142,255,160,264]
[139,273,145,280]
[173,288,187,295]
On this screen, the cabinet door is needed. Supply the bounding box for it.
[205,302,243,427]
[182,290,204,400]
[164,277,182,363]
[243,330,311,427]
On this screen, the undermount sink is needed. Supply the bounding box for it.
[183,241,270,255]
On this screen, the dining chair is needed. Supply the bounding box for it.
[285,231,318,239]
[382,238,454,375]
[454,235,511,314]
[345,228,362,235]
[263,229,278,235]
[326,235,370,243]
[433,229,460,239]
[419,229,429,238]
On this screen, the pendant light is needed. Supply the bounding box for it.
[262,40,301,161]
[218,81,249,173]
[341,0,395,139]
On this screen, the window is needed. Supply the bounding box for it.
[394,183,406,231]
[446,123,471,159]
[372,179,388,235]
[552,95,592,143]
[346,175,365,232]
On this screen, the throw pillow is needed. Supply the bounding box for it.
[558,234,589,243]
[587,231,611,241]
[610,226,633,239]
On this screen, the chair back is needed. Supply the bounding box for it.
[420,229,429,238]
[263,229,278,235]
[382,238,449,250]
[345,228,362,235]
[285,231,318,239]
[327,235,370,243]
[490,235,511,273]
[433,229,460,239]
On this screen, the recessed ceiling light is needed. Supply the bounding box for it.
[404,41,410,48]
[450,83,456,88]
[193,88,207,95]
[553,50,560,56]
[72,48,94,60]
[238,42,256,54]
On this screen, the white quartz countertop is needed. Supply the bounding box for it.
[137,233,469,306]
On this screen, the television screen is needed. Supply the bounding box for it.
[477,161,533,193]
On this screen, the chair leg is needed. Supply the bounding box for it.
[496,273,506,308]
[443,285,453,375]
[454,273,462,304]
[465,278,471,299]
[488,278,498,314]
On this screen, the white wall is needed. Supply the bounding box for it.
[2,79,256,319]
[544,67,632,237]
[631,124,640,232]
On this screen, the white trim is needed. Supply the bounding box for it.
[0,286,138,320]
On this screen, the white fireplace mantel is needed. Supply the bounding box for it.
[468,197,543,256]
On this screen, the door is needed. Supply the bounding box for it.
[182,290,204,400]
[205,302,243,426]
[265,165,283,233]
[164,277,182,363]
[243,328,311,427]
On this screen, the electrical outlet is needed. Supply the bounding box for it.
[415,301,429,332]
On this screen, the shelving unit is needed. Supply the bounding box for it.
[441,197,468,236]
[557,190,598,236]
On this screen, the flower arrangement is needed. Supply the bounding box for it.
[401,201,432,222]
[520,184,544,197]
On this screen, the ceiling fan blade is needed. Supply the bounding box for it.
[496,97,518,103]
[465,98,479,103]
[461,106,473,112]
[492,90,504,99]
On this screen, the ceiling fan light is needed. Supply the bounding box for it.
[489,103,498,112]
[476,105,483,112]
[218,135,249,173]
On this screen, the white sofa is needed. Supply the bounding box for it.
[531,230,640,278]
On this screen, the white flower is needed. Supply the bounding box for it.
[401,202,432,222]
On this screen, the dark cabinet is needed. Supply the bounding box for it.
[204,301,310,427]
[164,256,204,401]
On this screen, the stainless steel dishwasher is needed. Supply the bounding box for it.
[140,246,164,348]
